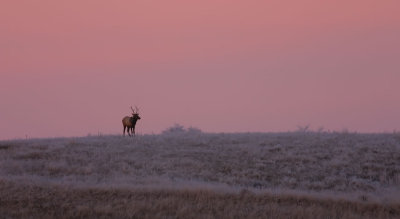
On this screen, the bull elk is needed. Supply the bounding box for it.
[122,106,141,136]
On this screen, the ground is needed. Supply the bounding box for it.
[0,130,399,218]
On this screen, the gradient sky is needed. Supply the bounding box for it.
[1,0,399,139]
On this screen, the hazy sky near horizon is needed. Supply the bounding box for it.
[1,0,399,139]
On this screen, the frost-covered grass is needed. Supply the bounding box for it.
[0,128,399,218]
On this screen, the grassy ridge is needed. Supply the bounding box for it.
[0,131,399,217]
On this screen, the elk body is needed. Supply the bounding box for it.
[122,106,141,136]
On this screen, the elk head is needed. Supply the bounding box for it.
[130,106,141,121]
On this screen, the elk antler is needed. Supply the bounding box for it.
[135,105,139,113]
[130,106,135,114]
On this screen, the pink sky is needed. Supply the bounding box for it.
[1,0,399,139]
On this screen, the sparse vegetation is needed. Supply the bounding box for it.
[0,128,399,218]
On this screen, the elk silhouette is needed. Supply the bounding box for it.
[122,106,141,136]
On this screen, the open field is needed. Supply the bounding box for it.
[1,129,399,218]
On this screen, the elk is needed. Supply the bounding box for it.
[122,106,141,136]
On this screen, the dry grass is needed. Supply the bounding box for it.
[1,180,399,219]
[0,130,399,218]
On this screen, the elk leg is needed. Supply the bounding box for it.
[123,126,126,136]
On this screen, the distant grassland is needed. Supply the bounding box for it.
[0,130,399,218]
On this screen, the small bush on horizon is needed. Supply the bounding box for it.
[161,124,202,135]
[296,124,310,133]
